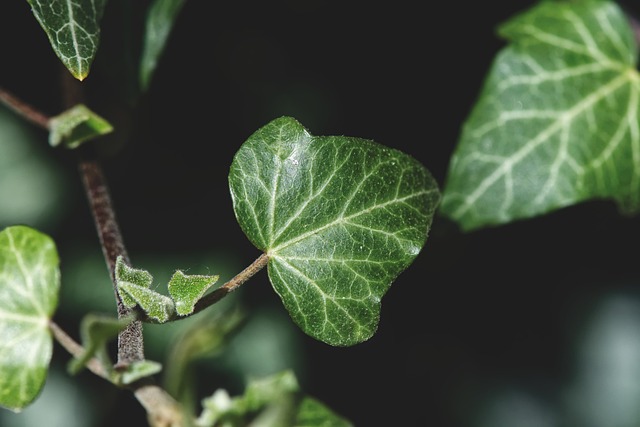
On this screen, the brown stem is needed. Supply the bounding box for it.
[56,71,183,424]
[0,86,50,129]
[78,158,145,365]
[56,64,144,366]
[190,252,269,316]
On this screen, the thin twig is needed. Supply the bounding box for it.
[48,320,110,380]
[78,158,145,365]
[0,86,50,129]
[50,320,185,426]
[56,69,183,424]
[190,252,269,316]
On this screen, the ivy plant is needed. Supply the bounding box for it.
[0,0,639,425]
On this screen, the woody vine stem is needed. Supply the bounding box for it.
[0,70,269,426]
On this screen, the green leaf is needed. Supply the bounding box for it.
[115,256,175,322]
[67,314,132,376]
[195,370,352,427]
[440,0,640,231]
[26,0,107,81]
[140,0,187,91]
[0,226,59,412]
[118,360,163,385]
[295,397,354,427]
[168,270,219,316]
[48,104,113,149]
[117,281,175,323]
[115,255,153,308]
[229,117,440,346]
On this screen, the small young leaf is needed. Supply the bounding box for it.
[140,0,187,91]
[118,281,175,323]
[440,0,640,231]
[48,104,113,149]
[296,397,354,427]
[117,360,163,385]
[115,255,153,308]
[168,270,219,316]
[68,314,133,376]
[229,117,440,346]
[26,0,107,80]
[0,225,60,412]
[195,370,352,427]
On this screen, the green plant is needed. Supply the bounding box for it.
[1,0,639,426]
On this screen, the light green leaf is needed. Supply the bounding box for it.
[49,104,113,149]
[0,225,59,412]
[140,0,187,91]
[195,370,352,427]
[67,314,132,376]
[295,397,354,427]
[229,116,440,346]
[118,360,163,385]
[26,0,107,80]
[167,270,219,316]
[115,255,153,308]
[117,281,175,323]
[440,0,640,231]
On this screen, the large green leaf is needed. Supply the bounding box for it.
[0,226,59,412]
[229,117,440,346]
[26,0,107,80]
[440,0,640,231]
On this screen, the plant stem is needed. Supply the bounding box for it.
[1,81,186,426]
[48,320,110,380]
[78,158,145,365]
[190,252,269,316]
[0,86,50,129]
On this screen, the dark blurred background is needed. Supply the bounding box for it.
[3,1,640,426]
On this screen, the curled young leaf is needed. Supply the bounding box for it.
[49,104,113,149]
[115,255,153,308]
[115,257,175,322]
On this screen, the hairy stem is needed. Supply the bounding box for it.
[78,158,145,365]
[190,252,269,316]
[1,80,186,426]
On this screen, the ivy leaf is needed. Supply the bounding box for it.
[26,0,107,81]
[0,226,59,412]
[167,270,219,316]
[296,397,354,426]
[49,104,113,149]
[117,281,175,323]
[115,256,175,322]
[229,117,440,346]
[195,370,352,427]
[139,0,187,91]
[440,0,640,231]
[115,255,153,308]
[117,360,163,385]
